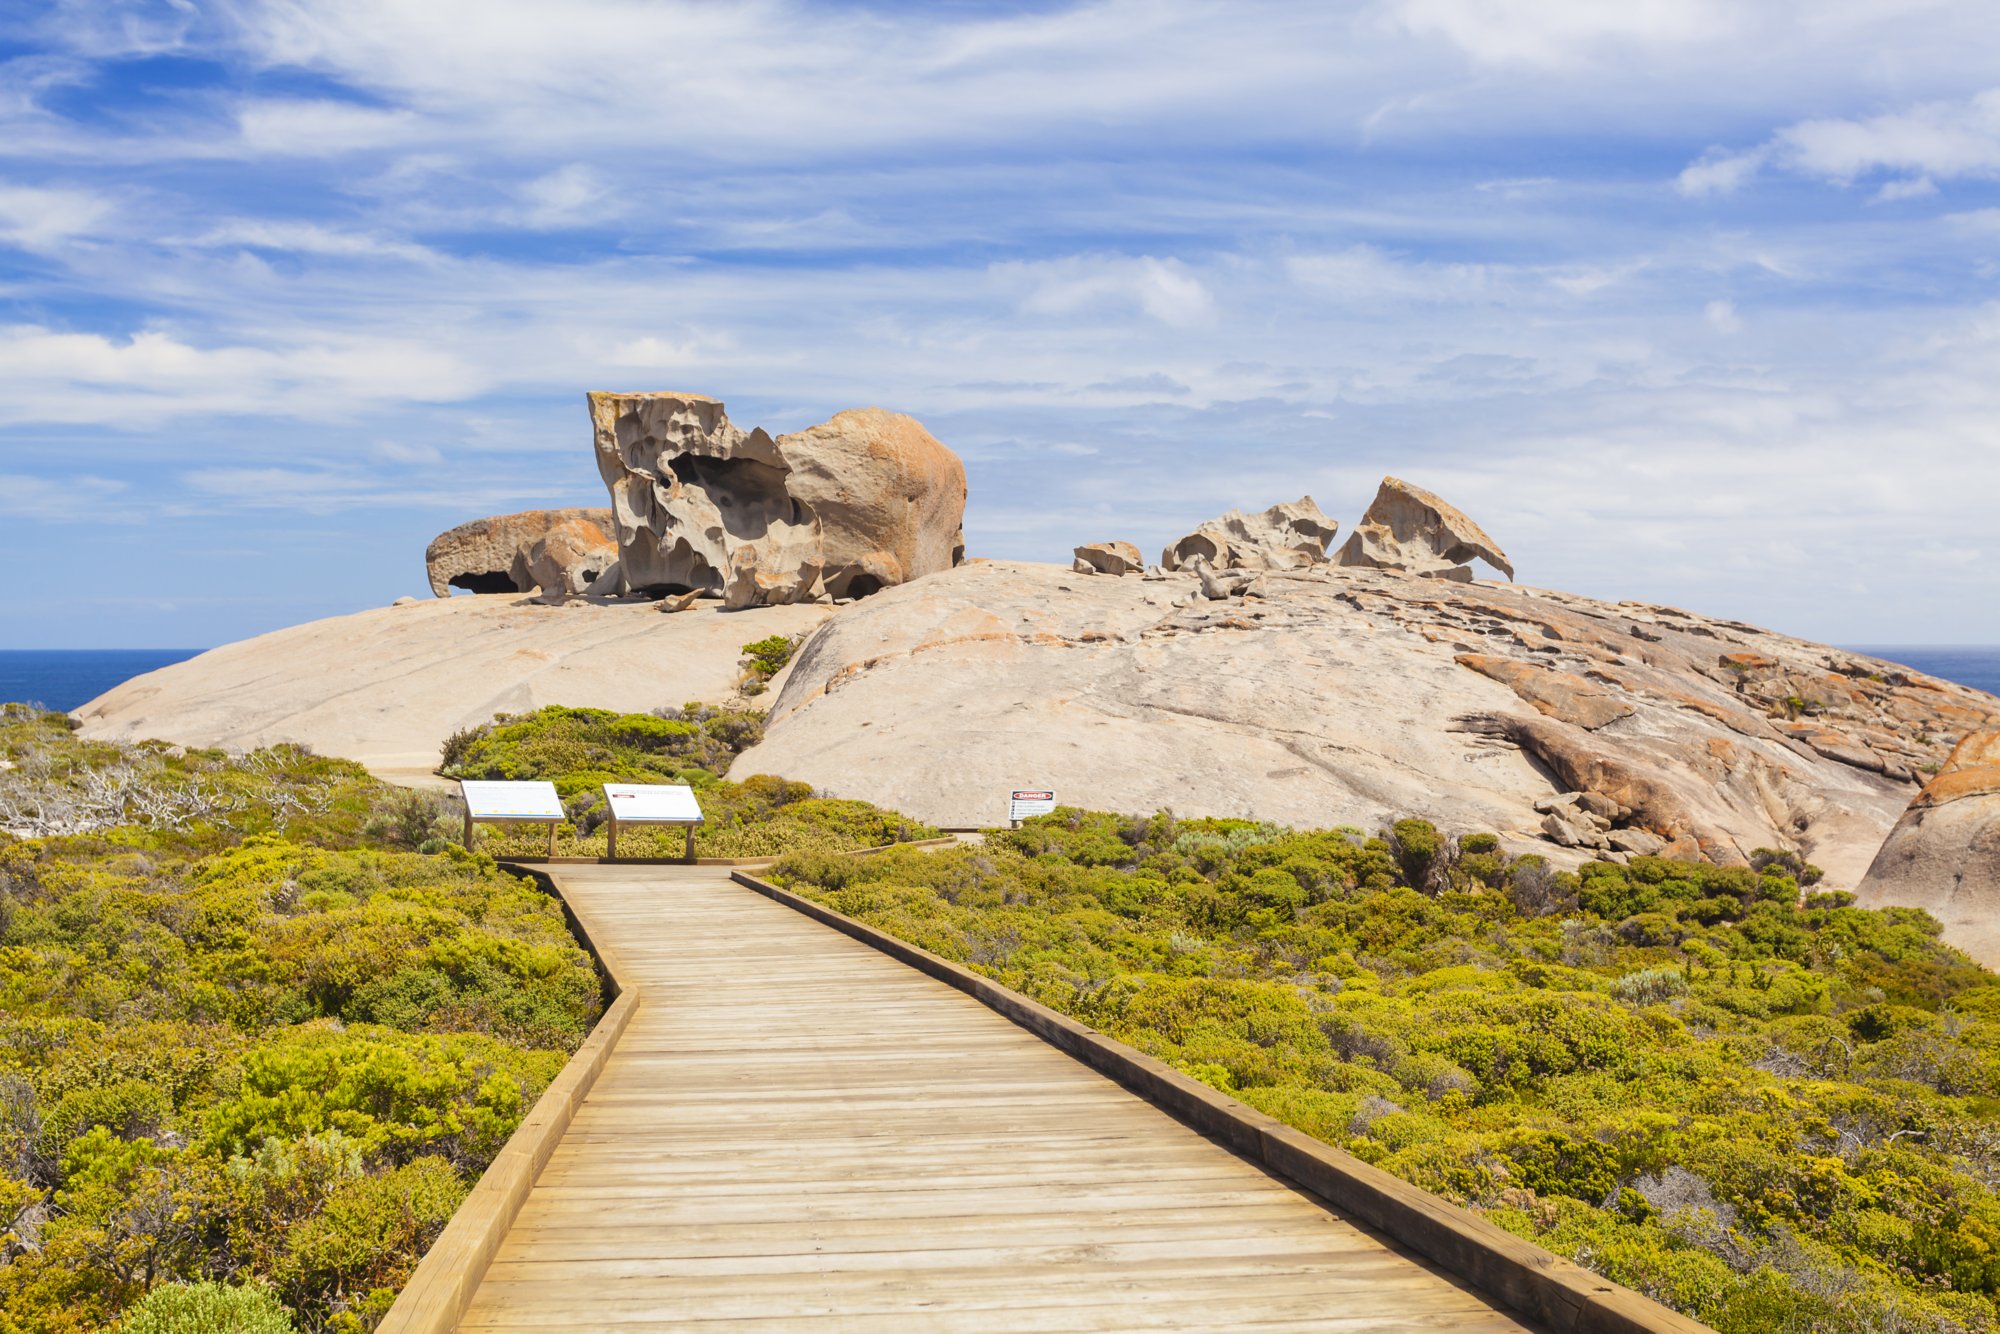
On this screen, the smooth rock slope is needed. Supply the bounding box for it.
[75,595,831,781]
[1859,730,2000,962]
[737,561,1999,894]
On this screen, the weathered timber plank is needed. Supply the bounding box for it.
[444,867,1550,1332]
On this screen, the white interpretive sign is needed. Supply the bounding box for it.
[458,780,566,857]
[602,783,704,861]
[460,780,565,821]
[603,784,704,824]
[1008,789,1058,823]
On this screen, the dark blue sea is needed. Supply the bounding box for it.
[1846,646,2000,699]
[0,650,204,713]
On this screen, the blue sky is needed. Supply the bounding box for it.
[1,0,1997,648]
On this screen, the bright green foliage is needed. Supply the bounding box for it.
[125,1280,295,1334]
[0,706,599,1333]
[443,705,939,858]
[441,703,764,794]
[773,807,2000,1334]
[737,636,800,695]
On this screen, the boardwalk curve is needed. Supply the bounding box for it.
[422,865,1536,1332]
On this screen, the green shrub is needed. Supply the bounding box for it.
[738,635,801,694]
[124,1281,295,1334]
[770,806,2000,1332]
[0,708,601,1333]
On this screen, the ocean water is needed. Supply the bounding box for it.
[0,649,203,714]
[1845,646,2000,699]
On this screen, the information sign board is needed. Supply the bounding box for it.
[603,783,704,824]
[460,780,565,821]
[1008,789,1058,822]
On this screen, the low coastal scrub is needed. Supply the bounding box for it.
[440,703,938,857]
[770,808,2000,1334]
[0,705,601,1333]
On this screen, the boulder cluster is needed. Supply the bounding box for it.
[1072,476,1515,595]
[425,392,966,608]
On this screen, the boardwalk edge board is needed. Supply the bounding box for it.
[730,869,1712,1334]
[376,868,639,1334]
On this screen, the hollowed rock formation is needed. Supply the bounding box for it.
[1161,497,1340,571]
[588,392,966,608]
[1335,476,1513,581]
[425,509,617,598]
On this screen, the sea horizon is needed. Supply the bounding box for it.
[3,641,1998,717]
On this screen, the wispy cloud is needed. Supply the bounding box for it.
[1,0,1998,647]
[0,180,113,251]
[1680,87,2000,196]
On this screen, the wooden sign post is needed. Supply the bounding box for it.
[459,780,567,857]
[602,783,704,863]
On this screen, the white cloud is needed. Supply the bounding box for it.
[1777,89,2000,183]
[1676,148,1767,196]
[1003,255,1215,327]
[1704,299,1741,333]
[235,99,417,155]
[0,471,127,520]
[0,181,112,251]
[1287,245,1500,303]
[519,164,615,228]
[606,333,735,369]
[1685,86,2000,194]
[1392,0,1732,69]
[183,219,437,261]
[1872,176,1938,203]
[0,325,486,422]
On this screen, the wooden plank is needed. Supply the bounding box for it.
[437,866,1549,1332]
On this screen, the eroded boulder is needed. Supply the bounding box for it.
[588,392,965,608]
[1858,730,2000,965]
[1161,497,1339,571]
[780,408,968,600]
[1335,476,1513,581]
[1073,541,1143,576]
[425,509,617,598]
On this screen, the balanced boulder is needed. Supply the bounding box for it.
[425,509,617,598]
[588,392,966,608]
[1161,497,1339,571]
[1335,476,1513,581]
[1858,729,2000,964]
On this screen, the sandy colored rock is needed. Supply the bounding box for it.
[1162,497,1339,571]
[588,392,964,607]
[1074,542,1144,576]
[73,596,833,778]
[424,508,617,597]
[1454,655,1635,730]
[1335,476,1513,580]
[1858,729,2000,966]
[74,550,2000,962]
[778,407,968,599]
[736,561,1998,902]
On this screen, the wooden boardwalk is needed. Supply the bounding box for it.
[454,866,1535,1331]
